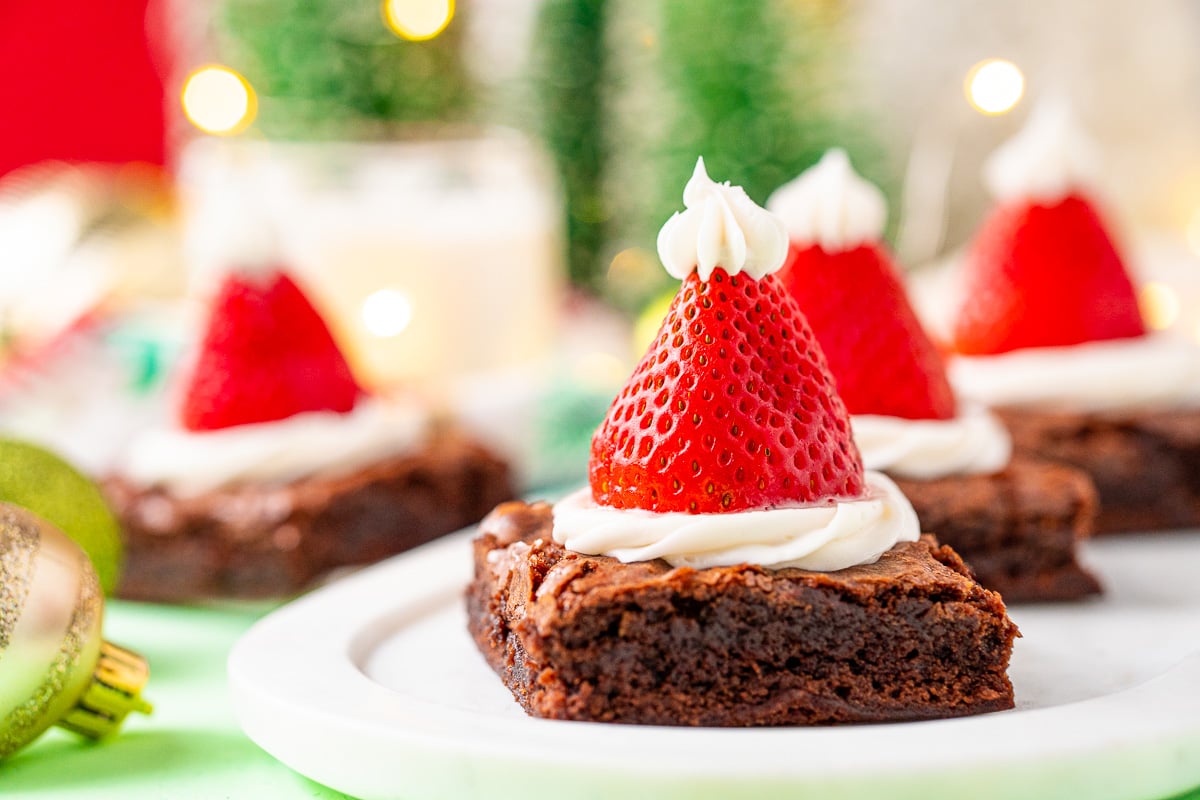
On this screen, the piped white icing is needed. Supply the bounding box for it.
[984,101,1101,204]
[656,158,789,281]
[120,397,429,496]
[950,335,1200,412]
[852,405,1012,480]
[552,471,920,572]
[766,149,887,252]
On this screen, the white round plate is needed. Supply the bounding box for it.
[229,529,1200,800]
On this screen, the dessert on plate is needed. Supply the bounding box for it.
[468,160,1017,726]
[106,248,512,601]
[767,149,1100,602]
[948,103,1200,534]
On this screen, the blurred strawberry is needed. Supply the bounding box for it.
[953,194,1145,355]
[181,271,361,431]
[779,242,957,421]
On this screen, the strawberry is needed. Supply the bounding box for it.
[181,270,362,431]
[953,193,1146,355]
[589,268,865,514]
[778,242,957,421]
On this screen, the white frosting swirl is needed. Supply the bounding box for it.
[120,398,429,496]
[984,101,1101,203]
[851,405,1011,480]
[552,471,919,572]
[656,157,788,281]
[766,149,887,252]
[950,335,1200,412]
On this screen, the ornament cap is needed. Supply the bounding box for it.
[57,641,152,740]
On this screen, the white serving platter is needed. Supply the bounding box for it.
[229,529,1200,800]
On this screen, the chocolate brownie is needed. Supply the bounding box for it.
[467,501,1018,726]
[892,457,1100,603]
[108,433,512,601]
[996,407,1200,534]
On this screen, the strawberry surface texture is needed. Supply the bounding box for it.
[590,268,865,514]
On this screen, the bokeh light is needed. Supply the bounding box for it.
[361,288,414,338]
[181,66,256,135]
[383,0,455,41]
[1139,282,1180,331]
[965,59,1025,115]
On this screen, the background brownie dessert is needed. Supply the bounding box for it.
[767,149,1099,601]
[468,160,1017,725]
[109,237,512,601]
[948,102,1200,534]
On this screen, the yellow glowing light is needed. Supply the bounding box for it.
[361,289,413,338]
[383,0,454,41]
[1187,208,1200,257]
[181,66,256,135]
[965,59,1025,115]
[1139,282,1180,331]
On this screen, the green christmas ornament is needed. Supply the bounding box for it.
[0,504,151,759]
[0,439,124,595]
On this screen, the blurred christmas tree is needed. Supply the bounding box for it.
[530,0,610,292]
[215,0,475,138]
[534,0,891,308]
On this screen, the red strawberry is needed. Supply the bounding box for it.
[589,268,865,514]
[953,193,1146,355]
[778,242,957,421]
[181,270,362,431]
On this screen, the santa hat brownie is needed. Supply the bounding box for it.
[767,149,957,422]
[952,102,1146,356]
[179,216,362,432]
[557,158,919,573]
[588,157,866,514]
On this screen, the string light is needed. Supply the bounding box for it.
[965,59,1024,116]
[181,66,256,135]
[1139,282,1180,331]
[383,0,455,41]
[361,289,414,338]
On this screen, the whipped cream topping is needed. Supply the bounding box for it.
[852,405,1011,480]
[950,335,1200,412]
[121,397,429,496]
[766,149,887,252]
[656,157,789,281]
[552,471,920,572]
[984,101,1101,204]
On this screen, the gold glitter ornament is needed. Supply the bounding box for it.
[0,503,151,759]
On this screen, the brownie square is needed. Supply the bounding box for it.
[891,456,1100,603]
[996,407,1200,534]
[107,432,513,601]
[467,501,1018,726]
